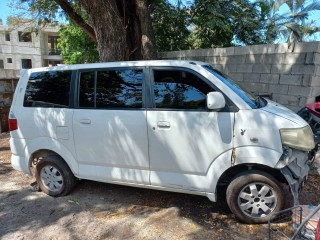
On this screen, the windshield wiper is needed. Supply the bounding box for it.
[254,95,260,108]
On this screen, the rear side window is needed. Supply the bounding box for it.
[24,71,72,108]
[79,69,143,109]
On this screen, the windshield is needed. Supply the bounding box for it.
[202,65,264,109]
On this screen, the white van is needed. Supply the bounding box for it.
[9,60,315,223]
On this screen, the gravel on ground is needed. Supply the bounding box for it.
[1,132,319,240]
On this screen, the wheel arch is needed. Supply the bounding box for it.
[206,147,283,201]
[24,137,78,176]
[217,163,287,187]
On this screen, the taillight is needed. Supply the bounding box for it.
[316,218,320,240]
[9,118,18,131]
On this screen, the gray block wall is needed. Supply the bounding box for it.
[158,42,320,112]
[0,70,20,105]
[0,70,20,132]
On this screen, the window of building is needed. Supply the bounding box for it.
[5,31,10,41]
[153,70,214,110]
[79,69,143,109]
[21,59,32,69]
[48,36,61,55]
[7,58,12,63]
[18,31,32,42]
[0,60,4,69]
[24,71,72,108]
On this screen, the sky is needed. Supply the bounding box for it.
[0,0,11,24]
[0,0,319,42]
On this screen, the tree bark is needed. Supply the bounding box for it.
[134,0,157,60]
[53,0,97,43]
[76,0,157,62]
[79,0,127,61]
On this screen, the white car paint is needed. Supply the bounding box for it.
[148,111,233,191]
[74,109,150,184]
[9,60,312,202]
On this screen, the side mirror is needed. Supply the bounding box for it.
[207,92,226,110]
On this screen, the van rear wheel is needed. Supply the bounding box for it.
[35,155,76,197]
[226,171,284,224]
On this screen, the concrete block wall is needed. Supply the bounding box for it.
[158,42,320,112]
[0,69,19,132]
[0,70,19,104]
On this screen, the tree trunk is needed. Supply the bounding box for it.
[134,0,157,60]
[78,0,157,62]
[79,0,126,61]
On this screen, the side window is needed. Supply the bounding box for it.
[24,71,72,108]
[78,69,143,109]
[153,70,214,110]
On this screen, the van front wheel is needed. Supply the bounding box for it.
[226,171,284,224]
[35,156,76,197]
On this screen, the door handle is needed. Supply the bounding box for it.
[80,119,91,124]
[157,121,170,128]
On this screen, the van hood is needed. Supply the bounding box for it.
[261,100,307,126]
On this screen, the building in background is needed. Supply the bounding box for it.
[0,18,63,132]
[0,18,63,69]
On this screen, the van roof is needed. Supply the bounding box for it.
[26,60,208,72]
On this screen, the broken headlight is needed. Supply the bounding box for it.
[280,126,315,151]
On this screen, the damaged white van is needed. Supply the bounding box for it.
[9,60,315,223]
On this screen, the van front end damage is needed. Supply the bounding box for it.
[276,147,315,205]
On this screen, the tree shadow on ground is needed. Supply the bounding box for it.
[0,162,14,175]
[1,175,319,240]
[0,147,10,151]
[0,179,235,239]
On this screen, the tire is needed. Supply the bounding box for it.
[226,171,284,224]
[35,155,76,197]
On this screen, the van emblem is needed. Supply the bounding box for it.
[241,129,246,135]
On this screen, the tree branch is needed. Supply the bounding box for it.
[53,0,97,43]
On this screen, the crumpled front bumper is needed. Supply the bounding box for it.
[277,148,311,205]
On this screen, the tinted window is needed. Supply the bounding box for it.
[24,71,72,108]
[202,65,258,109]
[153,70,213,109]
[79,69,143,109]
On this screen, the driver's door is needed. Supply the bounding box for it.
[147,68,234,191]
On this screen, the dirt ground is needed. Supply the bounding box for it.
[0,132,319,240]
